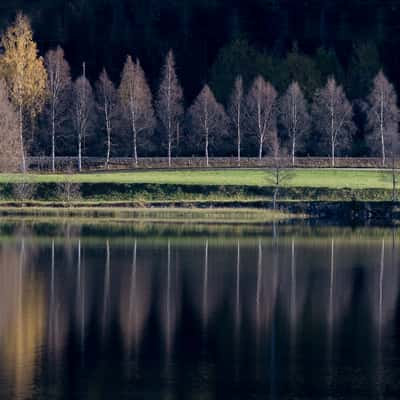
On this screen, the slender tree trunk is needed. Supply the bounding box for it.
[237,105,241,166]
[167,68,172,168]
[130,104,138,166]
[331,141,335,167]
[237,129,241,166]
[104,103,111,169]
[133,127,138,167]
[168,132,172,168]
[205,130,209,167]
[392,157,396,202]
[18,106,26,172]
[51,105,56,173]
[106,128,111,169]
[292,137,296,166]
[380,95,385,167]
[258,140,263,160]
[78,132,82,172]
[176,122,180,156]
[167,111,172,167]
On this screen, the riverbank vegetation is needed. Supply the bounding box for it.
[0,207,295,224]
[0,169,396,203]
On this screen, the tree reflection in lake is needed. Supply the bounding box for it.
[0,222,399,399]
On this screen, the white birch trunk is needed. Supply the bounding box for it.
[237,103,241,166]
[51,104,56,173]
[380,93,385,167]
[19,106,26,172]
[78,131,82,172]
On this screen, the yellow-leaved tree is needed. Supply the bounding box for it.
[0,13,47,171]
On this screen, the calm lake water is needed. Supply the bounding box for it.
[0,220,399,399]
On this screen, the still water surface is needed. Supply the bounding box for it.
[0,221,399,399]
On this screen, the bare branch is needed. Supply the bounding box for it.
[44,46,72,172]
[188,84,227,167]
[228,75,244,165]
[245,76,278,160]
[280,81,310,165]
[156,50,184,166]
[312,77,355,167]
[119,56,155,166]
[366,70,399,166]
[96,69,119,168]
[72,73,94,172]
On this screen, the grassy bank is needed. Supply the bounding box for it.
[0,206,297,224]
[0,168,397,203]
[0,168,394,188]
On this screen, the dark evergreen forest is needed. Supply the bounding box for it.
[0,0,398,101]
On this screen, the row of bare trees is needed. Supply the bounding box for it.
[42,50,400,170]
[206,71,399,168]
[36,52,400,169]
[0,14,399,172]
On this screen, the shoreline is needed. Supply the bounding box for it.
[0,199,396,224]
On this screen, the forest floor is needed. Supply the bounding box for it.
[0,168,395,189]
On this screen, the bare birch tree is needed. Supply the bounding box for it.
[72,67,94,172]
[312,77,355,167]
[96,69,119,168]
[119,56,155,166]
[228,75,244,165]
[57,167,81,205]
[280,81,310,166]
[156,50,184,167]
[44,46,71,172]
[266,131,292,209]
[188,84,227,167]
[366,70,399,166]
[0,80,21,172]
[245,76,278,160]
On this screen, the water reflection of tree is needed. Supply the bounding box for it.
[101,240,111,340]
[47,239,69,365]
[119,240,152,356]
[188,240,227,341]
[0,240,45,400]
[252,240,279,339]
[159,239,181,357]
[369,238,399,330]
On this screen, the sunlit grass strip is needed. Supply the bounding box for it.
[0,168,395,189]
[0,206,298,223]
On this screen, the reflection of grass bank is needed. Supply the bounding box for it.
[0,221,396,247]
[0,206,299,224]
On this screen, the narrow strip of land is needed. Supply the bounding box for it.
[0,168,395,189]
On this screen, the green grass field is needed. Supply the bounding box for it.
[0,168,394,189]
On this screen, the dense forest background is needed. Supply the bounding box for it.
[0,0,397,100]
[1,0,400,160]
